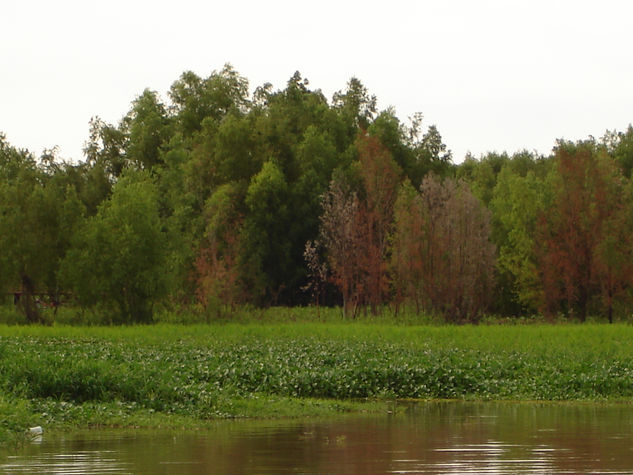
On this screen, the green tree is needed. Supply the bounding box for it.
[369,110,452,188]
[601,126,633,178]
[594,195,633,323]
[188,112,262,199]
[332,77,377,133]
[62,171,168,323]
[83,116,128,180]
[123,89,172,170]
[491,166,548,312]
[241,160,291,303]
[169,64,249,138]
[0,137,84,322]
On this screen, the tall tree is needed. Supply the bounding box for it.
[83,116,128,180]
[491,166,549,313]
[391,180,425,313]
[169,64,249,139]
[332,77,377,132]
[392,175,496,321]
[318,134,401,315]
[537,142,626,321]
[594,199,633,323]
[602,125,633,178]
[62,171,168,323]
[195,182,245,316]
[369,110,452,188]
[241,160,292,303]
[356,134,402,312]
[0,138,84,322]
[318,177,363,317]
[123,89,172,170]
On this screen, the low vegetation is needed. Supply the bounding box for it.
[2,322,633,445]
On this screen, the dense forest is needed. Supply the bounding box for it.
[2,64,633,324]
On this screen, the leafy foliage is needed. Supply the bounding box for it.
[536,142,633,321]
[61,172,168,323]
[491,165,548,312]
[0,138,84,323]
[195,183,244,315]
[392,175,496,321]
[2,324,633,415]
[4,65,633,322]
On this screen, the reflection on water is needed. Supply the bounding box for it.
[3,401,633,474]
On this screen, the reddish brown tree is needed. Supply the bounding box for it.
[195,228,242,317]
[318,179,364,317]
[317,134,401,316]
[356,134,402,313]
[536,144,628,321]
[390,181,426,314]
[392,175,496,322]
[195,184,244,317]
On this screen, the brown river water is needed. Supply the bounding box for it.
[3,401,633,474]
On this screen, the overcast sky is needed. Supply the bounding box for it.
[2,0,632,163]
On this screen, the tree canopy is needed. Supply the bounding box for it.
[2,65,633,323]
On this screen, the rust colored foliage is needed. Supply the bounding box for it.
[319,179,364,317]
[390,182,425,314]
[392,175,496,322]
[537,144,633,321]
[318,134,401,317]
[195,226,242,316]
[356,134,402,313]
[195,193,244,317]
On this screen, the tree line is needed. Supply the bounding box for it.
[2,64,633,323]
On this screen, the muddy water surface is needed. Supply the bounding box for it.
[3,401,633,474]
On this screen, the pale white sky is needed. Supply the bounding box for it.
[2,0,632,163]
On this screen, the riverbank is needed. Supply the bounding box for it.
[2,323,633,446]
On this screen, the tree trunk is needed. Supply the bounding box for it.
[577,284,588,323]
[608,288,613,324]
[20,274,42,324]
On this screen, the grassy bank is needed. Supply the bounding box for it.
[2,323,633,445]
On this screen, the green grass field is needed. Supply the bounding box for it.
[1,322,633,445]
